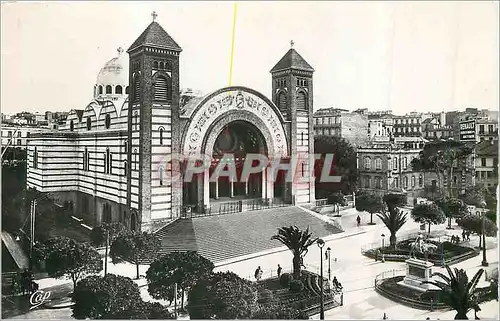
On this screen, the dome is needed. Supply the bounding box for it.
[94,48,129,99]
[96,48,128,85]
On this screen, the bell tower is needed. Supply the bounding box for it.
[270,42,315,204]
[127,12,182,232]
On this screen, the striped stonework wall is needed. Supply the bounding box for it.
[130,104,141,210]
[295,114,312,204]
[150,104,173,220]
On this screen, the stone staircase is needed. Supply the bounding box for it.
[148,206,343,264]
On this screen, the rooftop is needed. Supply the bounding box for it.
[128,21,182,52]
[270,48,314,73]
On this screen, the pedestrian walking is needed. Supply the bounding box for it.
[382,312,388,320]
[254,266,263,281]
[277,264,282,277]
[462,230,466,242]
[356,215,361,227]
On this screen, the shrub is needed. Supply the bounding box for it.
[279,273,292,288]
[257,289,275,304]
[289,279,304,293]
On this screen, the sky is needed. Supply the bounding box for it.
[1,1,498,115]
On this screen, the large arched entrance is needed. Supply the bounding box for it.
[180,87,290,213]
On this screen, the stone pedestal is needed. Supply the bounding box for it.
[398,258,435,292]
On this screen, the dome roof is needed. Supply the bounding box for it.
[96,48,129,86]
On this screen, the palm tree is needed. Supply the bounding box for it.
[377,209,408,248]
[422,265,484,320]
[271,226,318,279]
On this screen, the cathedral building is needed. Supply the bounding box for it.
[27,17,316,232]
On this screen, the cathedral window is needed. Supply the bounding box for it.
[103,152,107,173]
[133,75,141,102]
[105,114,111,129]
[134,148,138,170]
[115,85,123,94]
[87,117,91,130]
[98,85,103,95]
[125,86,129,95]
[278,91,287,112]
[124,140,128,153]
[106,85,112,94]
[70,120,74,131]
[124,161,127,177]
[33,147,38,169]
[134,111,139,130]
[109,153,113,174]
[159,62,165,69]
[159,127,164,145]
[296,91,307,111]
[419,175,423,187]
[154,75,171,101]
[364,157,371,170]
[153,61,158,69]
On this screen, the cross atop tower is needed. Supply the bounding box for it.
[290,40,294,48]
[117,47,124,56]
[151,11,158,22]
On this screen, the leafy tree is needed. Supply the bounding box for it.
[41,237,102,288]
[271,226,318,279]
[411,203,446,234]
[90,222,128,275]
[457,214,498,248]
[355,191,385,224]
[422,266,484,320]
[435,197,470,229]
[411,140,473,198]
[110,231,160,279]
[383,192,407,212]
[187,271,258,319]
[461,189,486,208]
[146,251,214,310]
[129,301,174,319]
[251,303,308,319]
[314,135,359,196]
[72,274,142,319]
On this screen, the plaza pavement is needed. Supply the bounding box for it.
[15,207,499,320]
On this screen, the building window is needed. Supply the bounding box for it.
[375,158,382,170]
[403,157,408,169]
[33,147,38,169]
[364,177,371,188]
[103,153,107,173]
[83,148,88,170]
[154,75,171,101]
[124,161,127,177]
[108,153,113,174]
[105,148,111,174]
[419,175,423,187]
[17,139,21,146]
[133,75,141,102]
[153,61,159,69]
[393,157,398,170]
[125,86,129,95]
[98,85,103,95]
[87,117,91,130]
[364,157,371,170]
[404,176,408,188]
[296,91,307,111]
[106,85,112,94]
[70,120,74,131]
[124,140,128,153]
[115,85,123,94]
[481,158,486,167]
[105,114,111,129]
[134,111,139,130]
[159,166,164,186]
[488,125,494,133]
[479,125,485,134]
[411,176,415,188]
[394,177,399,188]
[134,148,138,170]
[375,177,381,189]
[159,127,164,145]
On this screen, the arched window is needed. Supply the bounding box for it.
[98,85,103,95]
[394,177,399,188]
[159,61,165,69]
[364,177,371,188]
[419,175,423,187]
[133,75,141,102]
[154,75,170,101]
[124,161,127,177]
[83,147,88,170]
[134,111,139,130]
[403,157,408,169]
[278,92,287,112]
[404,176,409,188]
[134,148,138,170]
[393,157,398,170]
[153,61,158,69]
[70,120,74,131]
[159,127,164,145]
[87,117,91,130]
[115,85,123,94]
[125,86,129,95]
[364,157,371,169]
[105,114,111,129]
[106,85,112,94]
[376,177,381,189]
[124,140,128,153]
[411,176,416,188]
[106,148,110,174]
[33,147,38,169]
[296,91,307,111]
[103,152,107,173]
[109,153,113,175]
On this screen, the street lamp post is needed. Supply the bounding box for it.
[381,234,385,263]
[481,203,488,267]
[327,247,331,281]
[317,238,325,320]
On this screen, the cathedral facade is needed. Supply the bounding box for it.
[27,19,316,232]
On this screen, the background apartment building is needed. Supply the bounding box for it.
[313,107,368,146]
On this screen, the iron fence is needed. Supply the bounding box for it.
[374,269,406,288]
[183,199,291,219]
